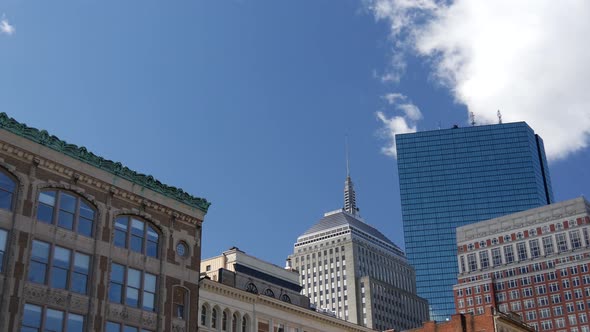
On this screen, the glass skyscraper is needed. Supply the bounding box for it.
[396,122,554,320]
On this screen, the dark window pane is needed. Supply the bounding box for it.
[143,292,155,311]
[0,251,4,272]
[74,253,89,273]
[31,241,49,262]
[50,267,68,289]
[28,261,47,284]
[37,204,54,223]
[131,219,144,236]
[79,201,95,220]
[126,287,139,307]
[130,235,143,253]
[59,193,76,212]
[57,210,74,230]
[106,322,121,332]
[78,217,93,237]
[0,229,6,248]
[71,272,88,294]
[109,284,123,303]
[0,172,15,192]
[53,247,70,268]
[0,190,12,210]
[110,264,124,282]
[146,241,158,258]
[45,308,64,332]
[38,191,56,206]
[115,217,128,230]
[147,226,158,242]
[114,230,127,248]
[22,304,42,328]
[67,313,85,332]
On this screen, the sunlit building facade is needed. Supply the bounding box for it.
[0,113,210,331]
[396,122,554,320]
[454,197,590,332]
[288,172,428,331]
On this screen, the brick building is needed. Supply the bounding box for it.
[0,113,210,331]
[401,306,534,332]
[454,197,590,332]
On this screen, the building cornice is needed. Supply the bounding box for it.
[0,112,210,213]
[0,138,203,225]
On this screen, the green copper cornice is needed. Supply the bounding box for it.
[0,112,211,213]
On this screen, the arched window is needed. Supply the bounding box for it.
[245,283,258,294]
[37,190,95,237]
[211,308,218,329]
[232,313,238,332]
[264,288,274,298]
[280,294,291,303]
[200,305,207,326]
[0,170,16,211]
[242,315,248,332]
[114,216,159,258]
[173,287,188,320]
[222,311,228,331]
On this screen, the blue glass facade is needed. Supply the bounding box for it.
[396,122,553,320]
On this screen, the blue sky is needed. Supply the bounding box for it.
[1,0,589,266]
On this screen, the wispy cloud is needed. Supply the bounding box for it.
[377,93,422,157]
[1,15,15,36]
[368,0,590,161]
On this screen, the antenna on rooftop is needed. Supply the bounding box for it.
[345,135,350,178]
[469,112,476,126]
[497,110,502,124]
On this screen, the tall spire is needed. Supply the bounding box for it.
[344,136,359,216]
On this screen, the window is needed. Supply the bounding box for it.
[212,308,218,329]
[479,251,489,269]
[21,303,85,332]
[503,245,514,264]
[467,254,477,272]
[517,242,528,261]
[556,233,568,253]
[232,313,238,332]
[173,287,187,319]
[0,170,16,210]
[529,239,541,258]
[201,305,207,326]
[222,311,228,331]
[114,216,159,258]
[570,230,582,249]
[242,316,248,332]
[0,229,7,272]
[109,263,157,311]
[105,321,153,332]
[37,190,95,237]
[27,240,90,294]
[542,236,554,255]
[492,248,502,266]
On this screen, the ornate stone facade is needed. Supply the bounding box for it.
[0,114,208,331]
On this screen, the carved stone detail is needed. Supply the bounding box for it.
[0,112,210,213]
[23,284,89,313]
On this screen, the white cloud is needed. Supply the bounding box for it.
[368,0,590,161]
[0,15,15,36]
[377,93,422,157]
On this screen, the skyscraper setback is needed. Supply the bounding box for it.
[396,122,554,320]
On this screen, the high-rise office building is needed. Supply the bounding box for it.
[288,171,428,331]
[454,197,590,332]
[396,122,554,320]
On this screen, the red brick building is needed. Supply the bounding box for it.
[0,113,210,331]
[399,306,533,332]
[454,198,590,332]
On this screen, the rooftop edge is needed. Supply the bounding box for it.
[0,112,211,213]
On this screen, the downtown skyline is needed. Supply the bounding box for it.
[1,0,589,268]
